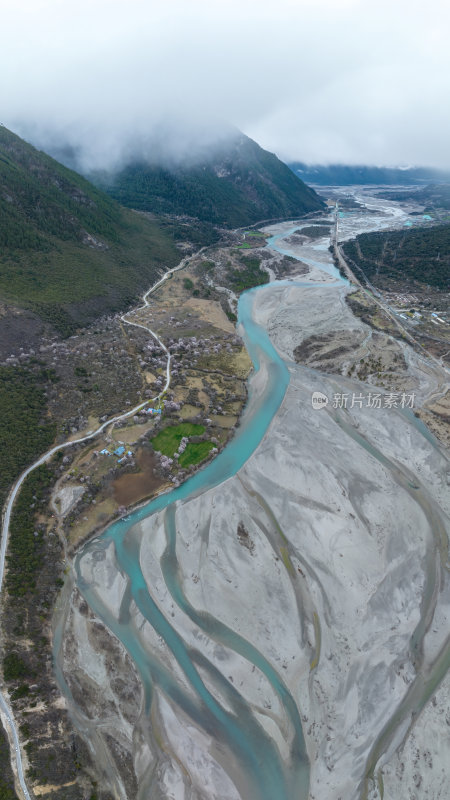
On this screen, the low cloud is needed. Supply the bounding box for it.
[2,0,450,170]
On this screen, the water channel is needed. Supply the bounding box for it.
[55,197,449,799]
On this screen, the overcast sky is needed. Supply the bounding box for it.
[2,0,450,169]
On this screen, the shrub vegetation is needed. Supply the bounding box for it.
[343,225,450,289]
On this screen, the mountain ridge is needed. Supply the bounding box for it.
[0,125,324,342]
[0,125,183,336]
[91,133,325,226]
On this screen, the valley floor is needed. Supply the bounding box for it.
[56,207,449,799]
[2,195,449,800]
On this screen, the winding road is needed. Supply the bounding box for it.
[2,199,449,799]
[0,250,199,799]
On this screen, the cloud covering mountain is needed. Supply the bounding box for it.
[2,0,450,168]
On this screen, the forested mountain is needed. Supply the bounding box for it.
[93,133,325,226]
[0,125,181,335]
[289,162,450,186]
[0,125,323,338]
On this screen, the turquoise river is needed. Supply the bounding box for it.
[65,224,345,799]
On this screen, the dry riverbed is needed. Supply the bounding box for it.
[56,222,449,800]
[3,211,449,800]
[1,229,281,799]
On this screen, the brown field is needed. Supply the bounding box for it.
[113,447,165,506]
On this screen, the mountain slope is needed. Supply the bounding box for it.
[0,126,182,334]
[94,133,325,226]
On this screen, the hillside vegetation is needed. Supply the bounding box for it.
[0,126,181,334]
[0,365,56,512]
[342,224,450,289]
[94,133,324,226]
[377,183,450,211]
[0,724,17,800]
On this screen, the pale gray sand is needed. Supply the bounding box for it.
[57,200,449,799]
[60,275,449,800]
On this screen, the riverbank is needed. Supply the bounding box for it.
[250,274,450,799]
[55,199,449,799]
[3,194,449,800]
[0,222,301,799]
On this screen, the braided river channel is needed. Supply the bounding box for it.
[54,193,450,800]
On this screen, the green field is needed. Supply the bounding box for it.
[151,422,216,468]
[178,441,215,468]
[151,423,205,455]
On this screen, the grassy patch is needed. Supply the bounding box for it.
[178,441,215,468]
[151,422,215,467]
[151,423,205,456]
